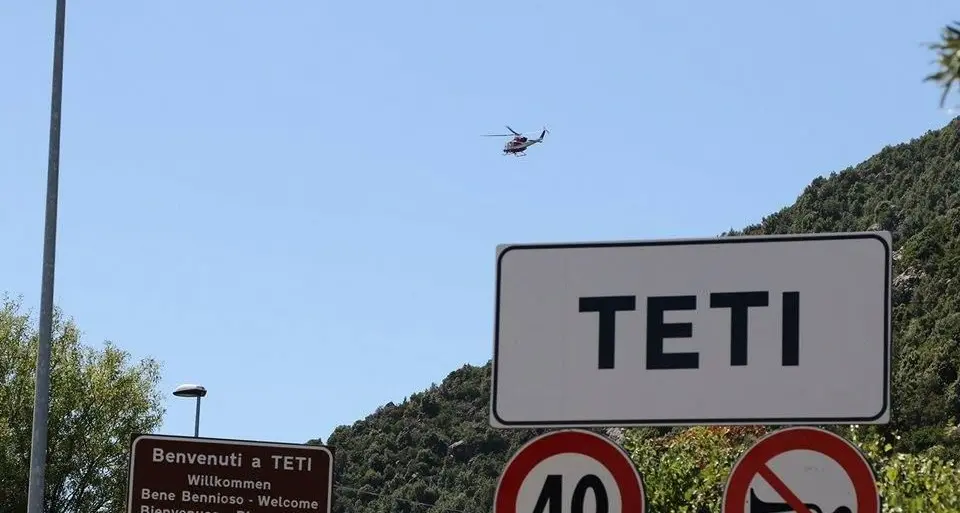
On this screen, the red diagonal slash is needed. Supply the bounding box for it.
[757,464,814,513]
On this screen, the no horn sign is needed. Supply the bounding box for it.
[722,427,880,513]
[493,430,645,513]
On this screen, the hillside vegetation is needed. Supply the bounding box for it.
[316,120,960,512]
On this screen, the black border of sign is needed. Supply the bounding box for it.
[490,231,892,428]
[125,433,336,513]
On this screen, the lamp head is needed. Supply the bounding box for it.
[173,384,207,398]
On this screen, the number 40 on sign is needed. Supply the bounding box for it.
[493,430,646,513]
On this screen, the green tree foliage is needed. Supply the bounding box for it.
[0,295,165,513]
[847,426,960,512]
[320,120,960,511]
[927,22,960,107]
[622,426,767,512]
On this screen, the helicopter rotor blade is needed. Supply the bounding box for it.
[505,125,521,136]
[482,133,513,137]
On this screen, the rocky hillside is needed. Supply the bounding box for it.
[314,119,960,513]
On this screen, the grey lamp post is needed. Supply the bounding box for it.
[173,384,207,437]
[25,0,68,512]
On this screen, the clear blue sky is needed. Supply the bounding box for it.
[1,0,955,445]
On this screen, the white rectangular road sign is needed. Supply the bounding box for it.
[490,232,891,428]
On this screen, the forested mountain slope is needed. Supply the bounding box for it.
[315,119,960,513]
[727,120,960,452]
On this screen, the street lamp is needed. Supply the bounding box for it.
[26,0,68,512]
[173,384,207,437]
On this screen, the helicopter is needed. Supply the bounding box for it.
[483,125,549,156]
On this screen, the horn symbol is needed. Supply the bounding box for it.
[749,488,823,513]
